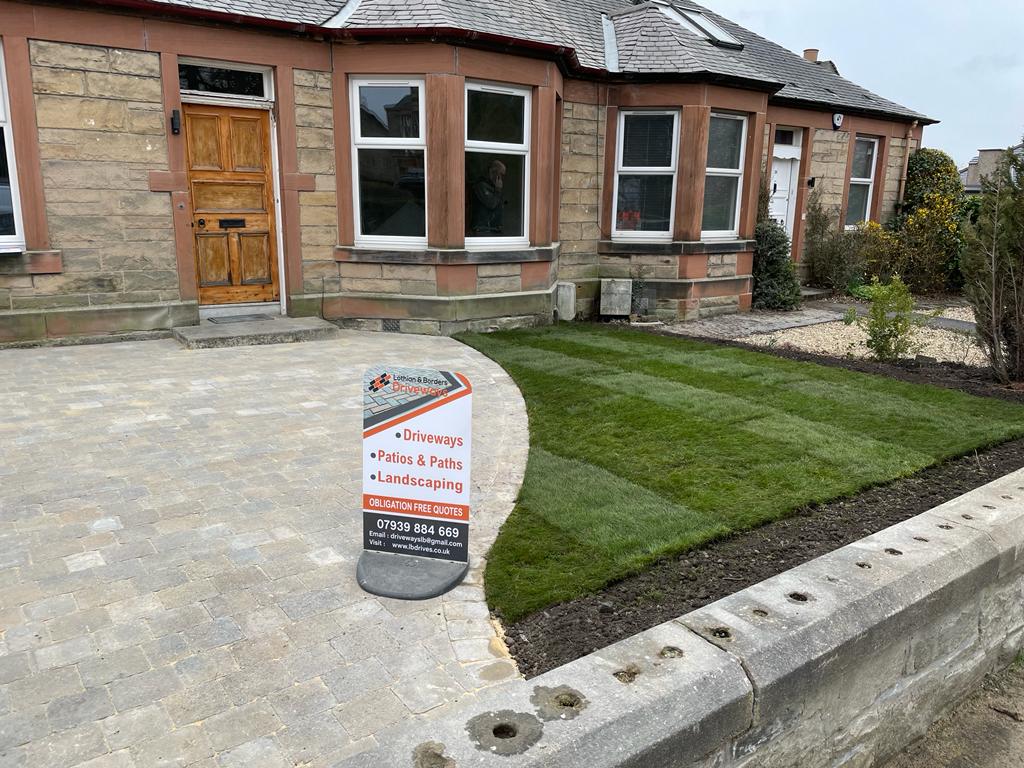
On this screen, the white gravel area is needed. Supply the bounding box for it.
[938,306,976,323]
[738,320,989,367]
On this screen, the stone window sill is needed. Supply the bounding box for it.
[335,244,559,265]
[0,250,63,276]
[599,240,754,255]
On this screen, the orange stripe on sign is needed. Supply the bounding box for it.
[362,494,470,522]
[363,375,473,438]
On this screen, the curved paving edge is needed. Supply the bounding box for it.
[340,467,1024,767]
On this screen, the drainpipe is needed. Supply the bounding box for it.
[897,120,919,207]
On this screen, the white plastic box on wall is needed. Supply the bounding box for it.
[600,279,632,316]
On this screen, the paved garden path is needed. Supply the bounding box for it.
[668,300,977,341]
[0,332,528,767]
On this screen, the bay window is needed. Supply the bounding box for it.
[612,110,679,241]
[845,136,878,228]
[702,113,747,238]
[465,82,530,248]
[350,78,427,247]
[0,41,25,252]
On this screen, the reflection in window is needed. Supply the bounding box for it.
[351,79,427,245]
[466,90,525,145]
[702,114,746,236]
[465,84,530,244]
[466,153,525,237]
[178,64,265,98]
[614,112,678,237]
[359,86,420,139]
[358,149,425,237]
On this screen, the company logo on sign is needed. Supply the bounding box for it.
[367,372,392,392]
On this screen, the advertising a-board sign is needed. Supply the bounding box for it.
[357,366,472,599]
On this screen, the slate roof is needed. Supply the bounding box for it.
[116,0,933,123]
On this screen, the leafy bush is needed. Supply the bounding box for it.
[962,144,1024,383]
[843,275,920,360]
[752,220,801,310]
[803,188,866,291]
[902,148,963,217]
[896,192,965,293]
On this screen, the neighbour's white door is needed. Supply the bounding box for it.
[769,156,799,241]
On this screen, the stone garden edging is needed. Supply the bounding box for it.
[339,467,1024,767]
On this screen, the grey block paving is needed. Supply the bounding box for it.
[0,332,528,765]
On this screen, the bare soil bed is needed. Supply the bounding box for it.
[503,342,1024,678]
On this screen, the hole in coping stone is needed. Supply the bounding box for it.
[752,608,770,617]
[788,592,809,603]
[885,548,903,556]
[710,626,732,640]
[492,724,517,740]
[554,692,582,709]
[613,664,640,684]
[937,524,954,530]
[659,645,685,658]
[1002,495,1014,500]
[963,514,975,520]
[856,562,872,569]
[913,536,929,542]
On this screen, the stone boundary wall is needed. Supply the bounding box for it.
[338,468,1024,767]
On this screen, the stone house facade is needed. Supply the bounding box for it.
[0,0,931,342]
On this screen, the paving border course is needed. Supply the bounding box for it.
[341,468,1024,767]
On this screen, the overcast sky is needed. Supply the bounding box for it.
[709,0,1024,168]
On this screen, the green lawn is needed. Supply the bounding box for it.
[458,324,1024,622]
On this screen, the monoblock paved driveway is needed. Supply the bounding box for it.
[0,332,528,767]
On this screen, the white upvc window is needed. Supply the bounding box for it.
[702,113,747,239]
[845,136,879,228]
[350,77,427,249]
[0,41,26,253]
[465,81,531,250]
[612,110,679,242]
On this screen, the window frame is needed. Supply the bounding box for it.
[0,40,26,253]
[464,81,532,251]
[845,135,879,230]
[349,76,429,250]
[701,112,748,240]
[178,57,275,106]
[611,109,680,243]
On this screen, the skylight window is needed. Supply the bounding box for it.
[667,6,744,50]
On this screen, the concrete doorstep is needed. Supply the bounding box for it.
[171,316,341,349]
[339,469,1024,768]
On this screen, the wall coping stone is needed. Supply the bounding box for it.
[335,244,560,265]
[335,467,1024,767]
[599,240,756,256]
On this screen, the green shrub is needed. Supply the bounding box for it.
[844,276,920,360]
[902,148,963,217]
[963,144,1024,383]
[804,188,866,291]
[752,220,801,310]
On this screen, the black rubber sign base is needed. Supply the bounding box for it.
[356,550,470,600]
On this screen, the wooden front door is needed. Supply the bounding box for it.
[184,104,279,305]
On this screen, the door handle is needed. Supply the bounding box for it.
[772,183,777,194]
[197,218,206,228]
